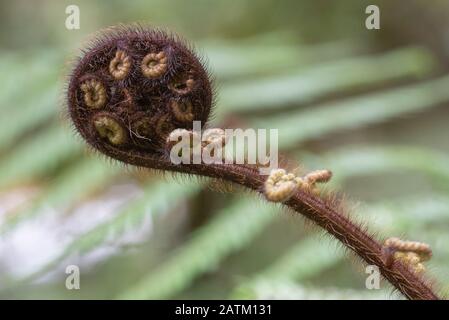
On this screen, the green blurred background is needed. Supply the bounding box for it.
[1,0,449,299]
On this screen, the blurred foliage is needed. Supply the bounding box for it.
[0,0,449,300]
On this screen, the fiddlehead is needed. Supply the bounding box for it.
[66,25,439,300]
[67,25,212,158]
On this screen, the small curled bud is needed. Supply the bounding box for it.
[301,169,332,194]
[109,50,131,80]
[80,79,107,109]
[383,237,432,274]
[141,51,168,78]
[169,72,195,95]
[395,251,421,265]
[264,169,301,202]
[171,100,194,122]
[93,115,127,145]
[384,237,432,261]
[304,169,333,184]
[394,252,426,274]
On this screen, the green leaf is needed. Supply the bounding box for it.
[118,198,278,299]
[0,157,123,234]
[253,75,449,149]
[0,125,82,189]
[302,145,449,187]
[207,39,365,80]
[19,179,204,282]
[219,47,435,115]
[0,85,59,151]
[0,50,60,112]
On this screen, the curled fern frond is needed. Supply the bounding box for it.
[65,25,439,300]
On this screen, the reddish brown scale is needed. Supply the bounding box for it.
[68,25,212,157]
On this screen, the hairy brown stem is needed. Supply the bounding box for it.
[102,145,438,300]
[193,167,437,300]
